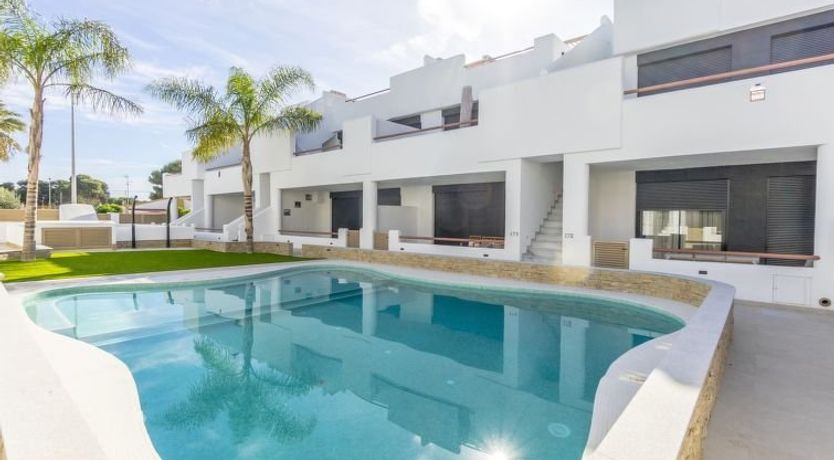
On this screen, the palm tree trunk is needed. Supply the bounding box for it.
[22,87,44,261]
[241,139,255,253]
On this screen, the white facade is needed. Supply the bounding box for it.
[165,0,834,308]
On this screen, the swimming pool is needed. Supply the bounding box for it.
[24,266,684,460]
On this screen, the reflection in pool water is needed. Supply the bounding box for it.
[25,267,683,460]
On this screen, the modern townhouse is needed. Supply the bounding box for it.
[164,0,834,309]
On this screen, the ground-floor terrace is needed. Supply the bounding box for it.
[169,144,832,310]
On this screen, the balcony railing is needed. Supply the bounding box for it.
[346,88,390,103]
[374,119,479,142]
[625,52,834,96]
[279,230,338,237]
[654,248,820,266]
[293,144,343,156]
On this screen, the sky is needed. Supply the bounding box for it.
[0,0,613,199]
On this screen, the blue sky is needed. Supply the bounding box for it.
[0,0,612,198]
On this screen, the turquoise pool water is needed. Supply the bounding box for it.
[25,266,683,460]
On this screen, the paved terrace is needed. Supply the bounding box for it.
[705,301,834,460]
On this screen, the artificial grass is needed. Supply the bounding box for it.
[0,250,307,283]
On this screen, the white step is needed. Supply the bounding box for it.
[530,247,560,258]
[523,254,561,264]
[531,241,562,251]
[535,235,562,243]
[538,228,562,238]
[542,221,562,229]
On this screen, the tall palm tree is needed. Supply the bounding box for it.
[148,66,321,253]
[0,0,143,260]
[0,101,23,161]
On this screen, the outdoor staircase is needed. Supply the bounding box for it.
[523,195,563,264]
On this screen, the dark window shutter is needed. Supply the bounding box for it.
[638,46,732,88]
[771,23,834,63]
[637,179,729,211]
[766,176,816,264]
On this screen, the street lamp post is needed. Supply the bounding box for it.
[47,177,52,208]
[70,94,77,204]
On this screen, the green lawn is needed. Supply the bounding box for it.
[0,250,306,283]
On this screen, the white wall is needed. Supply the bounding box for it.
[280,189,332,233]
[589,168,635,242]
[212,193,244,229]
[399,185,434,237]
[378,206,418,235]
[613,0,834,54]
[115,224,194,242]
[630,238,816,306]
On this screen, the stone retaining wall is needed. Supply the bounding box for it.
[301,245,711,306]
[114,239,193,249]
[678,312,734,460]
[192,239,294,256]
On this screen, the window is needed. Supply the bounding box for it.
[442,101,479,130]
[638,46,733,89]
[771,23,834,63]
[640,209,725,251]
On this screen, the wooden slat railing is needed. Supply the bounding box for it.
[655,248,819,263]
[374,119,478,142]
[400,235,505,248]
[625,52,834,95]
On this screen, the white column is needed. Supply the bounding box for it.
[562,156,592,266]
[504,161,523,260]
[360,180,378,249]
[204,194,214,229]
[273,188,283,234]
[360,282,377,336]
[813,145,834,307]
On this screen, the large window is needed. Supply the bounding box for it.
[640,210,725,251]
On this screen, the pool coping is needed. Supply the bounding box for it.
[0,260,730,460]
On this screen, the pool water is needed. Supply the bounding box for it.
[25,267,683,460]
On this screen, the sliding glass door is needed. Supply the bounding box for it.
[640,209,725,251]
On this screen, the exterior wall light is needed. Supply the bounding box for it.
[749,83,766,102]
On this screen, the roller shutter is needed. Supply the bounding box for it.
[766,176,816,264]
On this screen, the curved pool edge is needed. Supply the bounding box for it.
[0,283,160,460]
[583,279,735,460]
[2,260,714,460]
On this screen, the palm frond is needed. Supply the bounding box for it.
[256,65,315,111]
[188,114,239,163]
[47,18,130,81]
[255,105,321,136]
[62,82,142,115]
[226,66,257,124]
[0,101,23,161]
[147,77,222,117]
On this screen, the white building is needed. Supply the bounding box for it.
[165,0,834,309]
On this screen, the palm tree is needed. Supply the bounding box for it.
[161,284,317,444]
[0,0,143,260]
[0,101,23,161]
[148,66,321,253]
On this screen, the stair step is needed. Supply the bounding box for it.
[542,221,562,229]
[530,247,560,257]
[535,234,562,243]
[531,241,561,250]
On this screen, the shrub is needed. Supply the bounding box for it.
[178,206,190,216]
[95,203,123,214]
[0,187,20,209]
